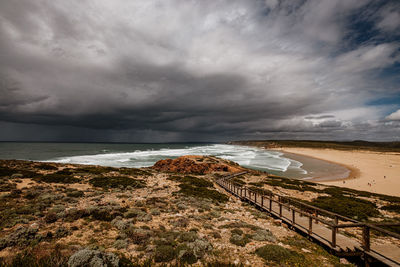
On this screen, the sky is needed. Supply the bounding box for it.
[0,0,400,142]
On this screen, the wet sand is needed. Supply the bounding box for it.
[274,147,400,197]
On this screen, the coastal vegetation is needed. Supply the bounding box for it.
[0,157,398,266]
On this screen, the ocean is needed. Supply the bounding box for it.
[0,142,349,180]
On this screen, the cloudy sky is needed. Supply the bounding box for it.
[0,0,400,142]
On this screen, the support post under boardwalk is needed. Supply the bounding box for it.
[363,226,370,252]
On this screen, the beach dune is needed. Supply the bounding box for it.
[277,147,400,197]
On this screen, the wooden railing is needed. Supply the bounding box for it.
[216,173,400,266]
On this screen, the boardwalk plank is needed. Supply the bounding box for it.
[217,174,400,266]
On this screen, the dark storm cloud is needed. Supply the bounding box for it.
[0,0,400,142]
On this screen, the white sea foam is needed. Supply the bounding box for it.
[48,144,306,174]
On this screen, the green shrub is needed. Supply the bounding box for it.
[251,229,276,242]
[75,166,118,174]
[177,184,228,202]
[44,212,58,223]
[309,196,379,220]
[0,249,68,267]
[230,229,243,235]
[179,250,197,264]
[218,222,259,231]
[231,177,246,186]
[125,228,151,245]
[0,167,38,179]
[178,232,198,242]
[90,208,120,222]
[381,204,400,213]
[89,176,145,189]
[64,208,88,222]
[119,168,151,177]
[37,164,58,170]
[180,176,213,187]
[255,244,305,264]
[68,249,119,267]
[204,261,244,267]
[154,245,176,262]
[229,234,250,247]
[38,174,80,184]
[66,190,84,198]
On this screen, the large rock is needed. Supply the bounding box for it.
[152,156,244,174]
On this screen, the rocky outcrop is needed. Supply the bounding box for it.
[152,156,245,174]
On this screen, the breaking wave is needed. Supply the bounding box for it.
[48,144,306,174]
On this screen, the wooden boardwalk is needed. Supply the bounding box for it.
[217,172,400,267]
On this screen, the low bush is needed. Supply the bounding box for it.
[37,164,58,170]
[75,166,118,174]
[68,249,119,267]
[89,176,145,189]
[309,196,380,220]
[229,234,250,247]
[154,245,176,262]
[66,190,84,198]
[251,229,276,242]
[0,167,38,179]
[64,208,88,222]
[125,228,151,245]
[177,184,228,202]
[179,176,213,187]
[0,227,41,250]
[381,204,400,214]
[255,244,306,265]
[0,248,69,267]
[44,212,58,223]
[119,168,151,177]
[90,208,120,222]
[218,222,259,231]
[178,232,198,242]
[38,174,80,184]
[230,229,243,236]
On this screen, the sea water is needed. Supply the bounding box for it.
[0,142,348,180]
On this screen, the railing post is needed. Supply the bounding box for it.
[279,203,282,217]
[331,225,337,248]
[308,216,313,235]
[269,196,272,212]
[334,216,338,233]
[362,226,370,252]
[261,194,264,207]
[315,210,319,224]
[292,209,295,225]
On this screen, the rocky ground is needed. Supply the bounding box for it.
[0,156,398,266]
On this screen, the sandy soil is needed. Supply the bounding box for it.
[275,147,400,197]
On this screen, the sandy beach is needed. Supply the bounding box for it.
[275,147,400,197]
